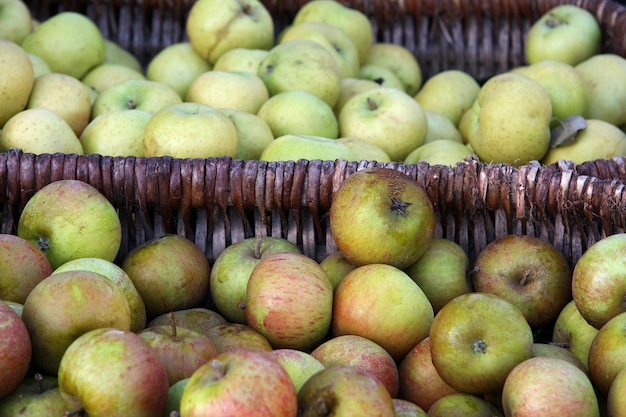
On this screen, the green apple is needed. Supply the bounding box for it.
[0,40,34,127]
[552,300,599,371]
[575,54,626,126]
[258,39,341,107]
[142,102,238,158]
[186,0,274,65]
[102,39,142,73]
[513,60,590,121]
[266,349,325,392]
[404,140,473,166]
[427,393,504,417]
[414,69,481,127]
[542,119,626,165]
[333,77,381,117]
[220,108,274,161]
[165,378,188,416]
[292,0,374,63]
[259,134,354,162]
[213,47,269,73]
[81,63,146,94]
[0,373,69,417]
[363,43,423,95]
[339,87,428,161]
[280,21,360,78]
[91,78,182,119]
[0,107,84,154]
[319,251,357,289]
[466,72,552,166]
[79,109,152,157]
[588,311,626,396]
[0,0,32,44]
[22,11,105,79]
[186,70,269,114]
[526,4,601,66]
[358,63,405,90]
[146,42,211,99]
[336,136,391,163]
[422,109,464,144]
[607,367,626,417]
[257,90,338,138]
[27,52,51,77]
[27,72,92,136]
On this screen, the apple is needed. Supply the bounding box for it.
[186,70,269,114]
[362,43,423,95]
[532,342,587,374]
[393,399,427,417]
[27,52,51,77]
[430,292,534,395]
[91,78,183,118]
[180,349,298,416]
[16,179,121,269]
[0,373,69,416]
[0,107,84,155]
[22,11,105,79]
[501,356,600,417]
[0,300,31,398]
[81,63,146,94]
[2,300,23,317]
[338,87,428,161]
[209,235,300,324]
[121,234,210,319]
[422,109,464,144]
[336,136,391,163]
[526,4,601,66]
[332,263,434,361]
[0,233,53,304]
[52,257,147,332]
[21,270,131,375]
[310,334,400,398]
[471,234,572,328]
[575,54,626,126]
[220,108,275,161]
[279,21,360,78]
[404,140,473,167]
[297,365,396,416]
[266,348,326,392]
[102,39,143,73]
[146,42,212,99]
[0,0,32,44]
[292,0,373,63]
[147,308,227,336]
[427,393,504,417]
[329,167,435,269]
[258,39,341,107]
[138,317,219,386]
[58,327,169,417]
[607,367,626,417]
[414,70,481,127]
[79,109,152,157]
[165,377,189,416]
[213,47,269,73]
[259,134,355,162]
[203,322,273,353]
[257,90,339,139]
[0,40,34,127]
[542,118,626,165]
[186,0,274,65]
[398,336,458,412]
[552,300,599,371]
[571,233,626,329]
[465,72,552,166]
[26,72,92,136]
[333,77,381,117]
[587,311,626,396]
[142,102,238,158]
[319,250,357,289]
[358,63,405,90]
[246,251,333,351]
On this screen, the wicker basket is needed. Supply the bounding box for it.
[3,0,626,268]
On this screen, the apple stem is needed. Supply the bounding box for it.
[473,339,488,354]
[127,99,137,109]
[390,196,411,216]
[63,407,86,417]
[255,235,263,259]
[168,311,177,337]
[210,358,227,378]
[238,301,247,310]
[367,97,378,110]
[34,372,44,393]
[519,270,530,286]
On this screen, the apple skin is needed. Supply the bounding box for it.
[319,251,357,289]
[297,365,396,416]
[81,63,146,94]
[358,63,405,91]
[0,233,53,304]
[220,108,275,161]
[58,328,170,417]
[422,109,464,144]
[525,4,601,66]
[266,348,326,392]
[203,322,273,353]
[213,47,269,73]
[501,356,600,417]
[147,307,227,336]
[552,300,599,371]
[0,301,31,398]
[21,270,131,375]
[333,77,380,117]
[259,134,355,163]
[607,367,626,417]
[0,40,34,127]
[427,393,504,417]
[180,349,298,417]
[209,236,301,324]
[245,252,333,351]
[398,336,458,412]
[362,42,423,96]
[0,373,69,417]
[429,292,534,396]
[122,234,210,320]
[17,179,121,269]
[79,109,152,157]
[0,0,33,44]
[27,52,51,78]
[329,167,435,269]
[571,233,626,329]
[393,399,427,417]
[103,39,143,72]
[532,342,588,375]
[310,334,400,398]
[165,377,189,416]
[471,234,572,328]
[587,311,626,396]
[331,263,434,362]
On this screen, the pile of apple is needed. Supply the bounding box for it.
[2,0,626,168]
[2,165,626,417]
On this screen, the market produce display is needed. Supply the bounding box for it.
[2,0,626,416]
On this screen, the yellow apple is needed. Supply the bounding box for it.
[336,137,390,163]
[27,52,51,77]
[81,63,146,94]
[404,140,473,167]
[102,39,143,73]
[423,109,464,144]
[220,108,274,160]
[0,0,33,44]
[80,109,152,157]
[362,43,423,96]
[0,40,34,127]
[333,77,381,117]
[358,64,404,90]
[212,48,269,73]
[259,134,355,162]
